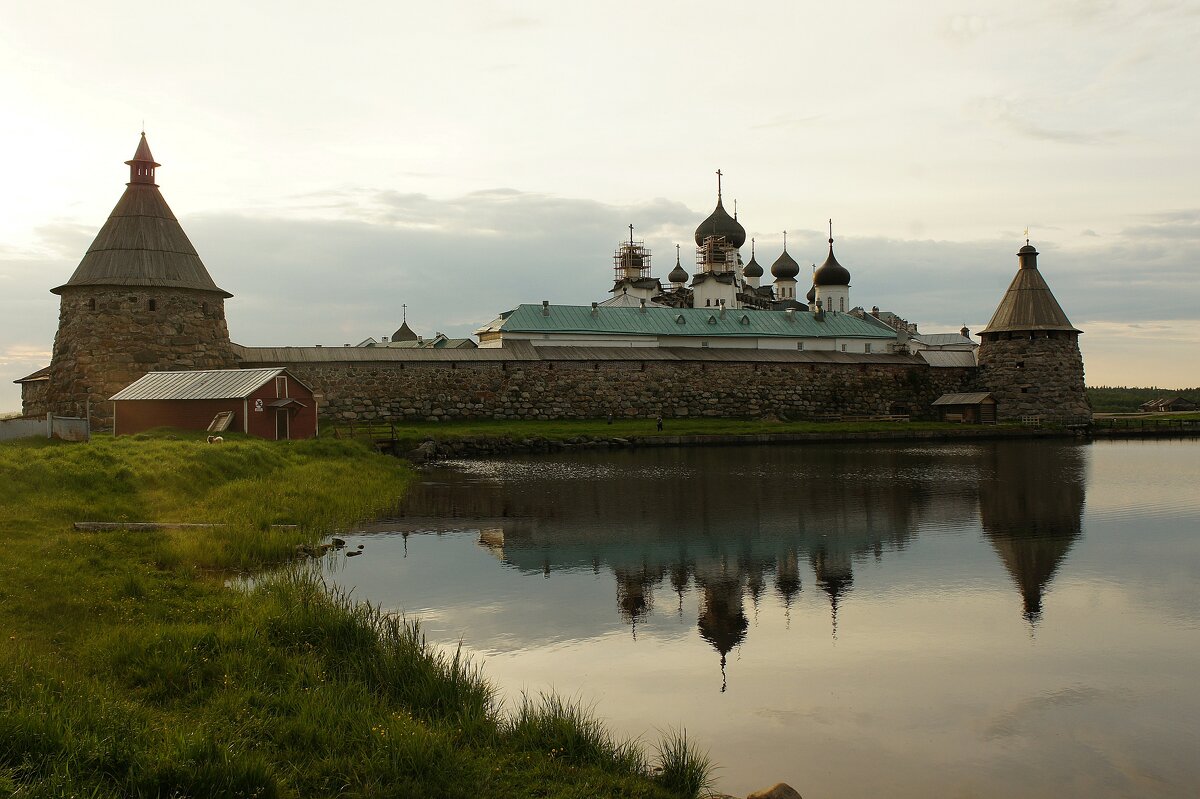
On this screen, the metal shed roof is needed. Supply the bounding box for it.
[919,350,977,368]
[110,368,291,401]
[931,392,995,405]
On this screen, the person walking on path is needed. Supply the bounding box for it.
[656,415,663,432]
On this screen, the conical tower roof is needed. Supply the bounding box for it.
[979,244,1078,334]
[51,133,232,297]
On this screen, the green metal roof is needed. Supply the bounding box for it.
[495,304,896,339]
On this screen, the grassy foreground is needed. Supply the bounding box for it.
[0,434,708,798]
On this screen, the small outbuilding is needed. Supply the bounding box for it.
[110,368,317,439]
[931,392,997,424]
[1139,397,1197,413]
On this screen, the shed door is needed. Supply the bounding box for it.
[276,409,290,440]
[981,403,996,424]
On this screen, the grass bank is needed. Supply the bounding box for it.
[0,433,707,798]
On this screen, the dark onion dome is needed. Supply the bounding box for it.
[668,260,689,284]
[694,197,746,248]
[806,282,816,303]
[813,237,851,286]
[771,248,799,279]
[743,254,763,278]
[392,320,418,342]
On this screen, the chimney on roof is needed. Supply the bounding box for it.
[639,298,647,313]
[542,300,550,316]
[718,304,726,319]
[591,301,598,316]
[381,336,389,343]
[785,308,795,322]
[871,305,880,317]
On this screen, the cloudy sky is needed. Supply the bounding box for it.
[2,0,1198,410]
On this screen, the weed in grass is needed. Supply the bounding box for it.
[653,730,715,799]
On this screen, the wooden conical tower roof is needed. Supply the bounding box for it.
[979,244,1077,334]
[51,133,232,297]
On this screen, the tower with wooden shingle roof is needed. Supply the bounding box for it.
[44,133,237,428]
[977,242,1090,421]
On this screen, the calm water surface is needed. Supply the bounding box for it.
[323,439,1200,798]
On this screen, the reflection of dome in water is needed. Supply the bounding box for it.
[775,550,802,604]
[616,567,662,627]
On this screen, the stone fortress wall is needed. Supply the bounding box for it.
[263,357,981,423]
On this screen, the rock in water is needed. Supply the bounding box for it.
[746,784,803,799]
[346,550,362,558]
[331,537,346,548]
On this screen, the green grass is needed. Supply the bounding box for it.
[0,433,712,798]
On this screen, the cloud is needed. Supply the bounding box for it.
[971,96,1127,145]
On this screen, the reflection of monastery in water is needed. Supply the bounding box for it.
[383,443,1083,686]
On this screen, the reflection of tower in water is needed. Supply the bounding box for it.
[979,443,1085,624]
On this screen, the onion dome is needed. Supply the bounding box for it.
[392,320,418,342]
[806,280,816,303]
[668,246,689,284]
[694,172,746,247]
[771,233,799,279]
[813,224,851,286]
[743,239,763,278]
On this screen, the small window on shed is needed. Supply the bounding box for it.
[796,342,804,351]
[87,298,96,311]
[1016,361,1025,369]
[701,341,709,348]
[865,343,872,353]
[276,376,288,398]
[147,299,157,311]
[841,343,847,352]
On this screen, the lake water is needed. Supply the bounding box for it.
[323,439,1200,798]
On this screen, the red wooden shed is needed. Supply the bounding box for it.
[110,368,317,439]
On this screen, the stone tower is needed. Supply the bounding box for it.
[44,133,237,428]
[977,242,1090,421]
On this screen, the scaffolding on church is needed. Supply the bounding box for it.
[613,237,652,283]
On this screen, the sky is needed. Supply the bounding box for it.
[2,0,1198,411]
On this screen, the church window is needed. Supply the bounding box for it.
[796,342,804,351]
[840,298,845,312]
[865,343,872,353]
[701,341,709,348]
[841,343,847,352]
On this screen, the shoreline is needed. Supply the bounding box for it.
[402,423,1199,461]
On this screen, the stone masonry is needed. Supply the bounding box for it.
[272,358,980,423]
[978,332,1090,421]
[46,286,237,428]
